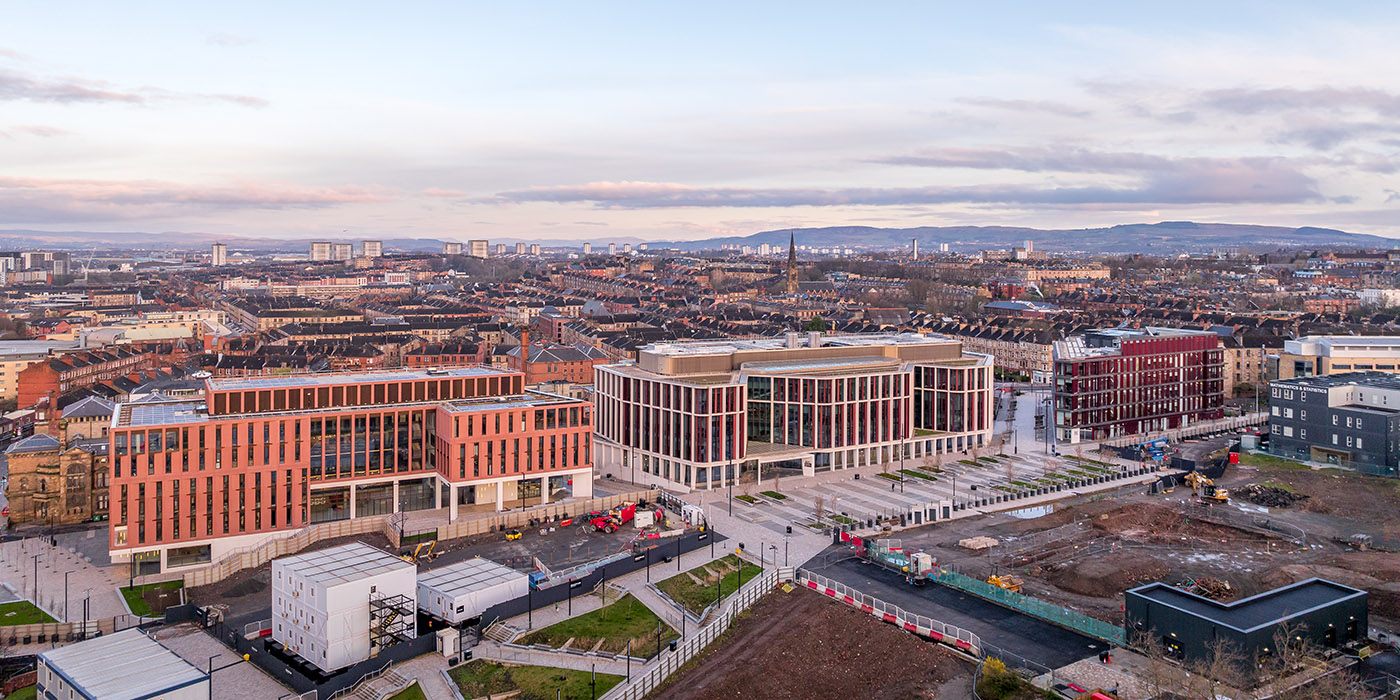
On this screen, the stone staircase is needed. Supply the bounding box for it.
[483,619,519,644]
[347,668,415,700]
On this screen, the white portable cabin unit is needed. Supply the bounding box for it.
[38,628,209,700]
[417,557,529,625]
[272,541,417,673]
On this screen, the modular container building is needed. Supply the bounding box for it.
[273,541,417,673]
[417,557,529,625]
[38,628,209,700]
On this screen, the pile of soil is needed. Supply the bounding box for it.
[651,588,971,700]
[1236,484,1308,508]
[1089,503,1264,543]
[1042,551,1171,598]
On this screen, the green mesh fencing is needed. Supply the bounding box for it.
[933,568,1125,646]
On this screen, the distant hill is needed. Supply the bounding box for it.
[649,222,1396,254]
[0,231,653,253]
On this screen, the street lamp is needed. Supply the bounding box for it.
[208,654,218,700]
[31,553,41,607]
[63,570,73,622]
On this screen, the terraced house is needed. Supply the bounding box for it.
[593,332,993,490]
[106,367,592,575]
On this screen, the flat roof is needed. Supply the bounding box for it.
[1128,578,1366,632]
[643,332,956,357]
[741,355,902,374]
[1273,371,1400,391]
[418,558,526,597]
[208,366,512,392]
[276,541,413,586]
[40,628,207,700]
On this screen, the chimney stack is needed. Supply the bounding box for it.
[520,327,530,384]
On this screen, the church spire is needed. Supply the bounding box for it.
[785,230,799,294]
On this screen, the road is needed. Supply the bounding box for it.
[809,554,1106,671]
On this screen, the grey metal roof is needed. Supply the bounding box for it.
[5,433,59,454]
[39,628,207,700]
[62,395,116,419]
[276,541,412,587]
[418,558,525,598]
[1128,578,1366,633]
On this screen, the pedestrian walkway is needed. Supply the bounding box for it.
[0,535,129,621]
[397,653,457,699]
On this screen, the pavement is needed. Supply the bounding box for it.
[0,533,130,622]
[808,556,1106,671]
[151,623,292,700]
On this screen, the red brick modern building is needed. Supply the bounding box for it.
[17,347,156,419]
[108,367,592,574]
[1052,328,1224,442]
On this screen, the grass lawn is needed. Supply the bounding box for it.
[759,490,786,500]
[829,514,856,525]
[958,459,982,467]
[1240,452,1313,470]
[1261,480,1297,493]
[874,472,901,481]
[1010,480,1034,489]
[385,683,426,700]
[976,456,999,463]
[656,554,761,616]
[899,469,937,482]
[734,494,758,504]
[4,685,36,700]
[448,661,623,700]
[0,601,56,626]
[119,580,183,617]
[517,594,677,656]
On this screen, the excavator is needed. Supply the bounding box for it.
[988,574,1024,593]
[1183,472,1228,503]
[400,540,439,564]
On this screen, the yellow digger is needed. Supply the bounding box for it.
[1183,472,1229,503]
[400,540,438,564]
[988,574,1024,593]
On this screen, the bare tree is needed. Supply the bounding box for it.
[813,495,825,521]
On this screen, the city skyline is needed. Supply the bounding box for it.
[4,2,1400,241]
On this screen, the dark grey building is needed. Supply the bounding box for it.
[1267,372,1400,477]
[1126,578,1367,668]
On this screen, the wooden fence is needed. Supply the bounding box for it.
[182,515,393,587]
[181,489,660,588]
[0,615,141,648]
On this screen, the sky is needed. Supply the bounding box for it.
[3,2,1400,243]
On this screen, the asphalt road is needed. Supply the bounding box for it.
[812,554,1105,671]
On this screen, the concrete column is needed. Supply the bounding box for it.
[539,477,550,505]
[392,480,401,514]
[434,479,442,510]
[495,480,504,512]
[348,484,357,519]
[449,484,459,522]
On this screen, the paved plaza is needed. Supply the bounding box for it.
[0,533,131,622]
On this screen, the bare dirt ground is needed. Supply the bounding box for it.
[649,587,972,700]
[909,454,1400,629]
[187,532,392,619]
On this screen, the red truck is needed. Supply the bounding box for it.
[587,503,638,533]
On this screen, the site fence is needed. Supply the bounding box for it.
[797,569,981,655]
[599,567,779,700]
[0,615,142,647]
[181,489,660,588]
[931,567,1125,646]
[182,515,393,587]
[1097,412,1267,450]
[435,490,658,541]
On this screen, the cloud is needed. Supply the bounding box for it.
[0,66,264,107]
[488,168,1323,209]
[0,48,26,61]
[0,176,392,224]
[0,68,144,103]
[206,32,256,47]
[1197,86,1400,116]
[0,124,71,139]
[957,97,1092,119]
